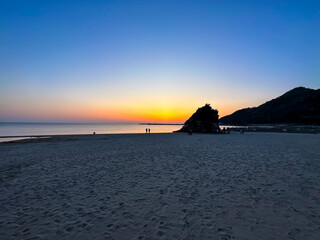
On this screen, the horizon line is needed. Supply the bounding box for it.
[0,121,184,125]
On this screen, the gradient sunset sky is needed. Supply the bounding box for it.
[1,0,319,123]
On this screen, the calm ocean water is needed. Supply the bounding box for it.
[0,122,183,137]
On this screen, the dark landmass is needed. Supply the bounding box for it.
[176,104,220,133]
[220,87,320,125]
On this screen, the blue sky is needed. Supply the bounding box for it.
[0,0,319,122]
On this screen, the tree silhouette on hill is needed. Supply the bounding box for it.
[177,104,220,133]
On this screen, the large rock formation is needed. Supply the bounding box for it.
[177,104,220,133]
[220,87,320,125]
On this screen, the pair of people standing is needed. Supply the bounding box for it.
[145,128,151,134]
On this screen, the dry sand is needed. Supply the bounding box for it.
[0,132,319,239]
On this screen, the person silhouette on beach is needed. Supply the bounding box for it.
[148,128,151,134]
[146,128,148,133]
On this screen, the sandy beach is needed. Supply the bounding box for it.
[1,132,319,239]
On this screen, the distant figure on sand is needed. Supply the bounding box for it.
[146,128,148,134]
[148,128,151,134]
[93,132,96,135]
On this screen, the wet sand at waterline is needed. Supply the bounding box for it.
[1,133,319,239]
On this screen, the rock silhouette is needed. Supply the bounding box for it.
[177,104,220,133]
[220,87,320,125]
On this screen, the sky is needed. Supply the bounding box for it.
[0,0,319,123]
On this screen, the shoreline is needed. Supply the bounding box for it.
[0,130,319,144]
[1,123,319,140]
[1,124,319,139]
[227,124,320,134]
[0,132,178,144]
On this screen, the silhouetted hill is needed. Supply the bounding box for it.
[177,104,220,133]
[220,87,320,125]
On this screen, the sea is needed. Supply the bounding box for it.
[0,122,236,142]
[0,122,183,137]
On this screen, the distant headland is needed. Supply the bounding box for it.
[220,87,320,125]
[174,86,319,134]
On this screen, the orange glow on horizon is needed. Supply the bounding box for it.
[86,104,193,123]
[86,102,245,123]
[57,104,240,123]
[2,97,243,123]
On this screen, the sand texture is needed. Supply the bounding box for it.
[0,133,320,239]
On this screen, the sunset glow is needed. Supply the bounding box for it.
[0,1,319,123]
